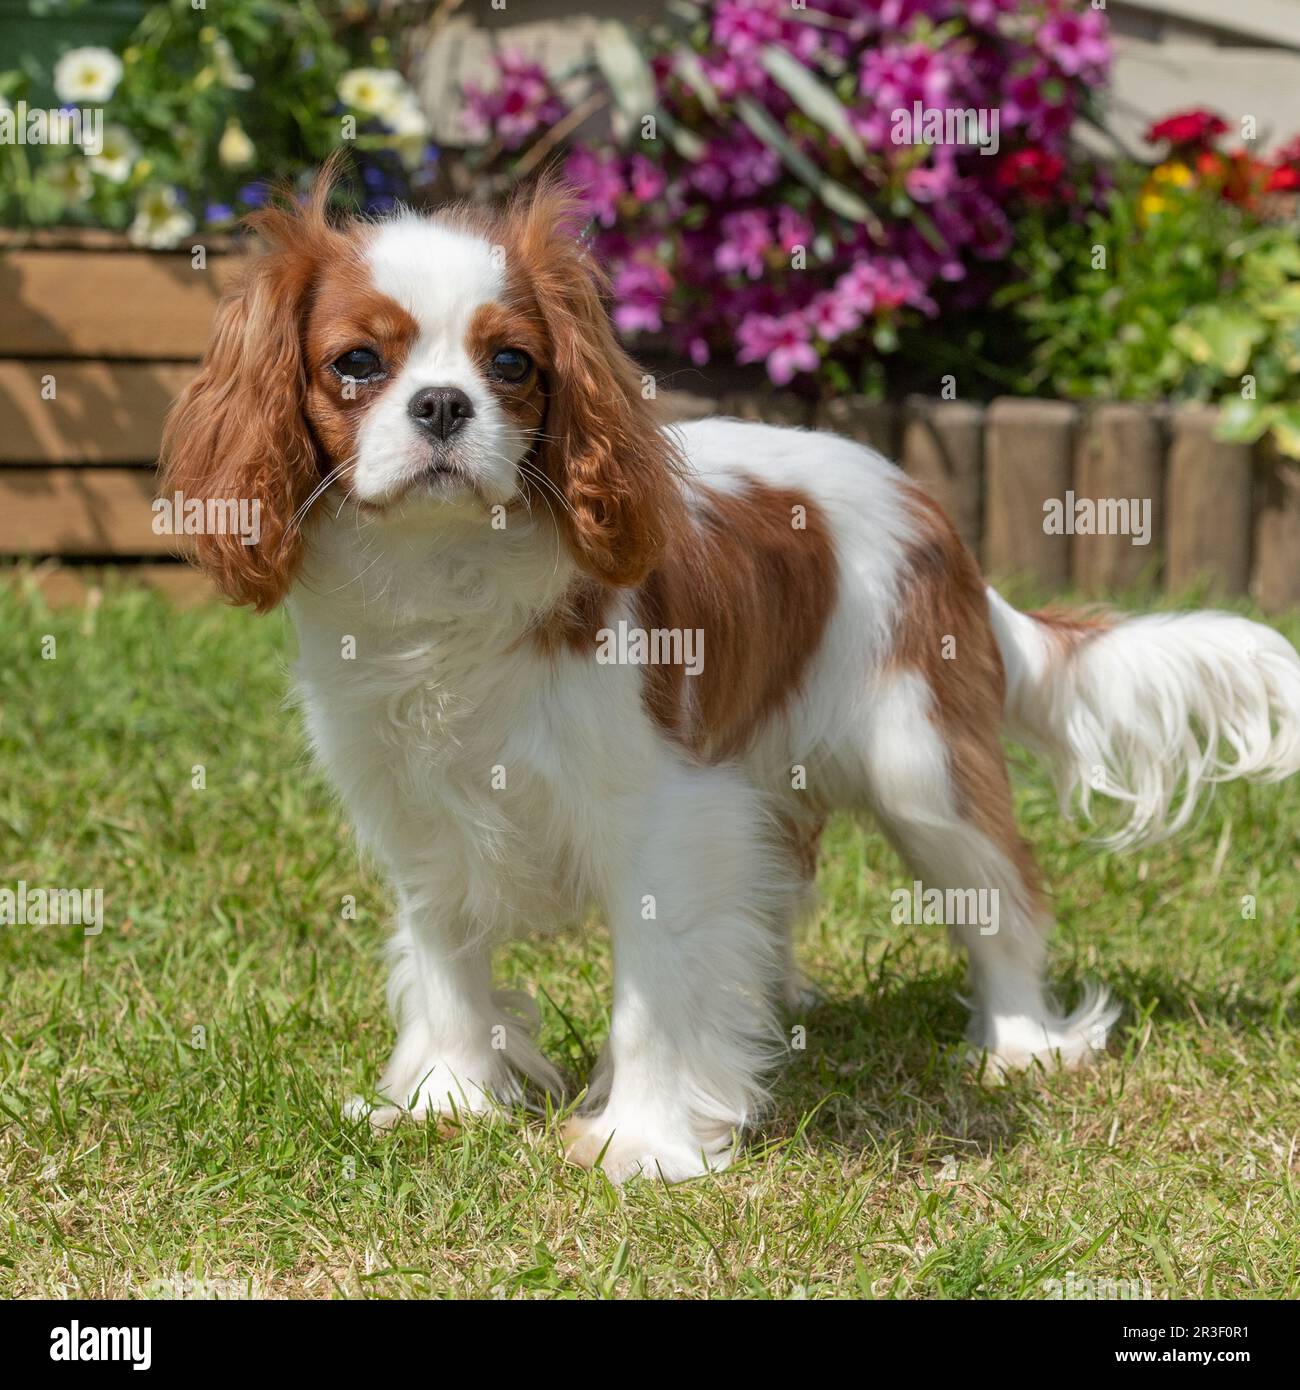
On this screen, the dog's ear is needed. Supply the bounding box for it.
[159,174,344,611]
[506,178,683,588]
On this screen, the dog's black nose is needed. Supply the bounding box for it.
[407,386,475,440]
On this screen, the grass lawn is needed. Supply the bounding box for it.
[1,571,1297,1300]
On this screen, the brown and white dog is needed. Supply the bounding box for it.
[161,173,1300,1181]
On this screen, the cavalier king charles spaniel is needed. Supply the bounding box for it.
[160,171,1300,1182]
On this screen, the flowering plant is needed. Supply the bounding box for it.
[462,0,1109,391]
[0,0,438,245]
[1003,112,1300,457]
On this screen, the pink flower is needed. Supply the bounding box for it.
[627,154,666,203]
[715,209,773,279]
[565,147,623,228]
[612,257,673,335]
[1036,3,1111,81]
[712,0,782,54]
[806,291,861,343]
[738,311,819,386]
[775,205,814,254]
[462,51,564,150]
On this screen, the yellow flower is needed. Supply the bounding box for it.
[1138,192,1169,222]
[218,118,255,169]
[1152,161,1193,188]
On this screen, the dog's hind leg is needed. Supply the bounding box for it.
[858,668,1118,1073]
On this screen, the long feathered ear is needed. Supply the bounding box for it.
[507,178,683,587]
[158,173,342,611]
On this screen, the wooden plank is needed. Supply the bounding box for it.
[0,249,238,358]
[720,391,810,428]
[0,467,177,556]
[1072,403,1165,593]
[1252,445,1300,613]
[0,228,239,253]
[901,397,983,555]
[983,398,1077,584]
[4,562,214,607]
[0,362,195,464]
[659,388,719,424]
[816,397,899,460]
[1165,405,1252,595]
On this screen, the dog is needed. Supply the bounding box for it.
[160,172,1300,1182]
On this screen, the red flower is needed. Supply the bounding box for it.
[995,147,1065,203]
[1196,148,1269,206]
[1145,109,1229,148]
[1267,136,1300,194]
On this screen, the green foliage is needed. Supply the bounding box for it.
[0,0,433,239]
[1003,169,1300,458]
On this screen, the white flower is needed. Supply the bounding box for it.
[44,160,92,205]
[338,67,405,119]
[385,94,428,137]
[385,95,431,170]
[85,124,138,184]
[211,35,254,91]
[53,47,124,105]
[217,118,255,169]
[128,186,195,250]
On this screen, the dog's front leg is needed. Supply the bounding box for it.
[348,886,561,1129]
[563,767,790,1183]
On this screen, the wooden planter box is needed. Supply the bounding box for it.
[2,231,1297,612]
[0,229,240,604]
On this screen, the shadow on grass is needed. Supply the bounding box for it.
[752,972,1037,1168]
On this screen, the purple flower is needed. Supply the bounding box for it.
[462,50,564,150]
[565,147,624,227]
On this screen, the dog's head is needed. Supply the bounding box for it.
[160,166,678,610]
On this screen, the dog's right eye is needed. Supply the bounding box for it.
[332,348,383,382]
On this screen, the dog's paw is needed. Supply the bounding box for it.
[342,1094,466,1135]
[967,988,1119,1082]
[561,1114,733,1184]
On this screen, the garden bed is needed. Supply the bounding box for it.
[1,232,1296,611]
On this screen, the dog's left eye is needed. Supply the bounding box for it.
[489,349,532,384]
[332,348,383,382]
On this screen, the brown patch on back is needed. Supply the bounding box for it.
[892,487,1045,909]
[636,479,838,762]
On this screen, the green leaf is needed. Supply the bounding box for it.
[1269,405,1300,458]
[735,97,883,238]
[1215,395,1272,444]
[593,21,657,140]
[758,44,867,168]
[1170,306,1265,376]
